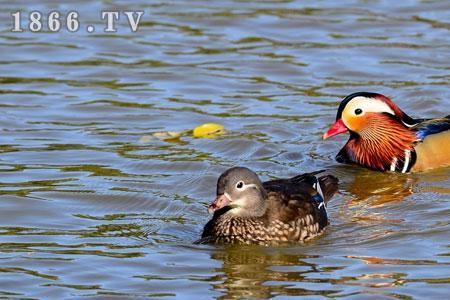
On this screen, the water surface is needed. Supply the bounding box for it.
[0,0,449,299]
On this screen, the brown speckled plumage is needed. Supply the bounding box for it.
[197,168,338,245]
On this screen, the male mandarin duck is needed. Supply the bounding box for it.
[323,92,450,173]
[196,167,338,245]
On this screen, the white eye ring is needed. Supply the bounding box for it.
[236,181,244,190]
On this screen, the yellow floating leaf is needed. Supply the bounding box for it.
[193,123,225,138]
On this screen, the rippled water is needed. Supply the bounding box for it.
[0,0,449,298]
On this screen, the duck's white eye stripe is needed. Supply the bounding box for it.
[348,97,395,115]
[239,183,257,191]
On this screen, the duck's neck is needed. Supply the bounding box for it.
[346,118,418,172]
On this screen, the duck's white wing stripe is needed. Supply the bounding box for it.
[390,157,398,172]
[402,150,411,173]
[315,181,324,200]
[312,177,327,213]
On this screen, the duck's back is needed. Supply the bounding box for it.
[412,116,450,172]
[262,172,338,243]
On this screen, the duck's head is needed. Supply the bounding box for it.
[323,92,415,140]
[208,167,267,217]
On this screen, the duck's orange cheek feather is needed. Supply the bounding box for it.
[343,113,372,133]
[347,117,364,132]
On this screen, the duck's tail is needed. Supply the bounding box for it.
[288,170,339,203]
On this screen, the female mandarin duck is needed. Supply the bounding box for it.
[197,167,338,245]
[323,92,450,173]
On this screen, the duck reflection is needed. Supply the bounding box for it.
[208,246,339,299]
[332,166,416,206]
[339,167,450,206]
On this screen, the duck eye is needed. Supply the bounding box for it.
[236,181,244,189]
[354,108,363,115]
